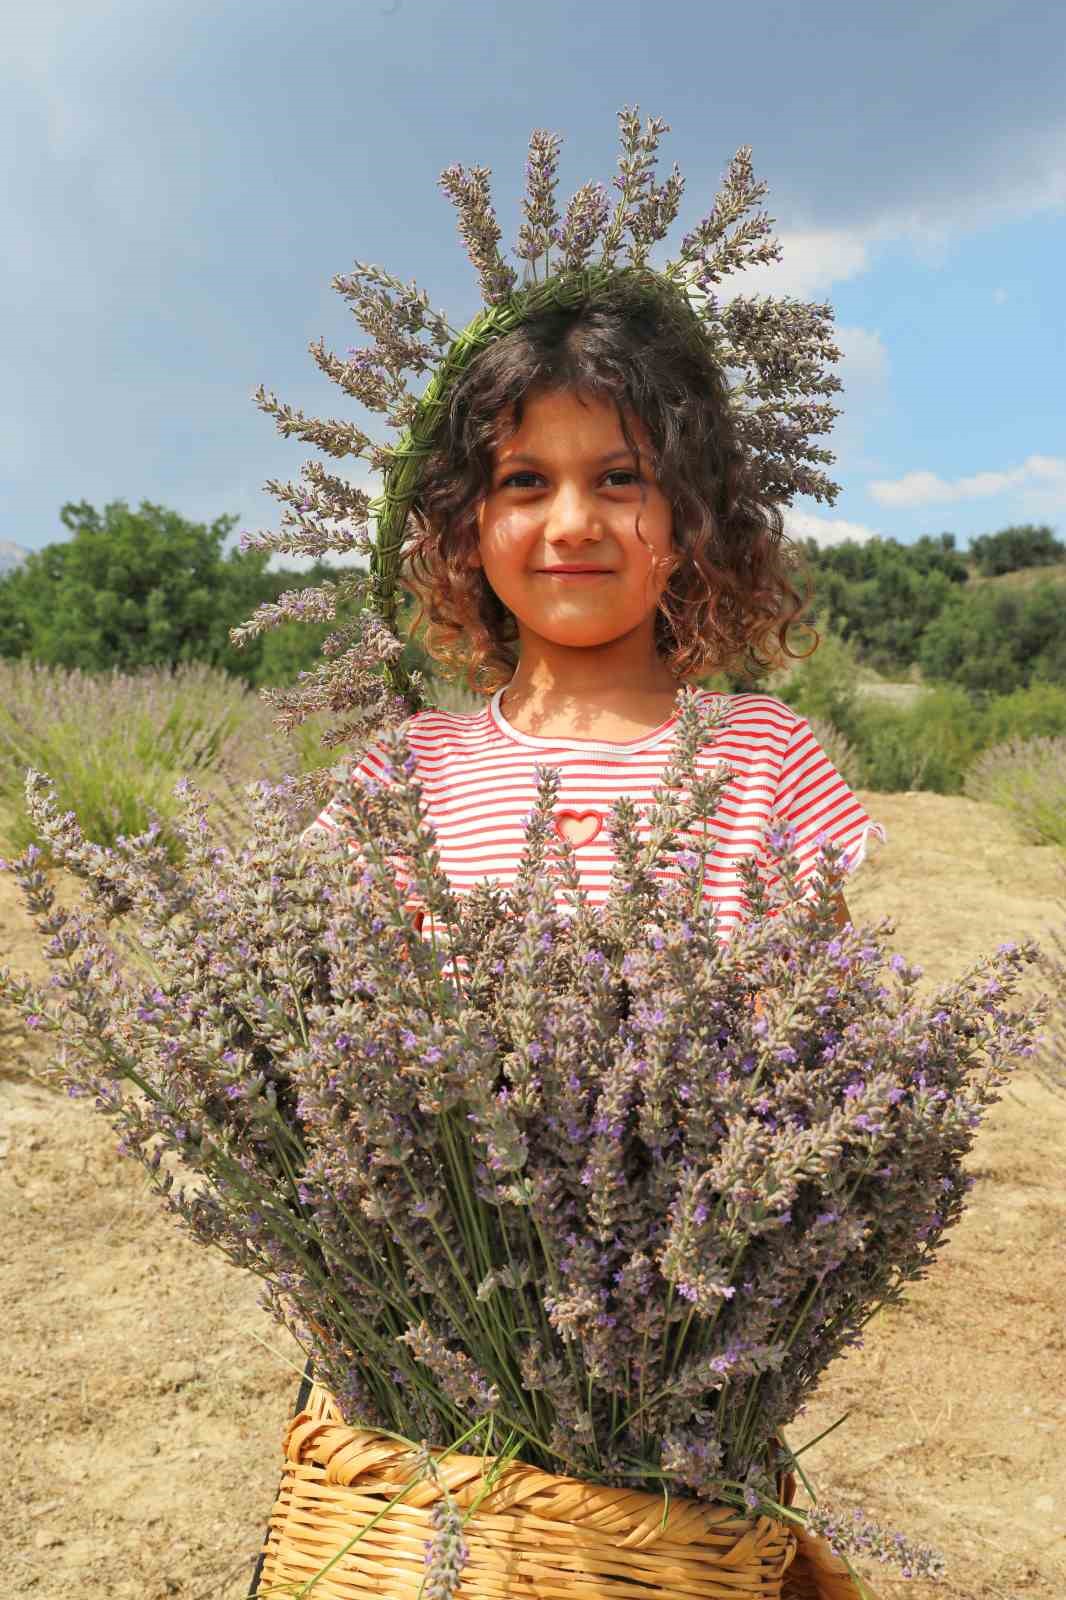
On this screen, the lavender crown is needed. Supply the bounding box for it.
[233,109,844,777]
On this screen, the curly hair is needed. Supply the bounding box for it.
[401,275,819,696]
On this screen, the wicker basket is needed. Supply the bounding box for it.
[252,1385,877,1599]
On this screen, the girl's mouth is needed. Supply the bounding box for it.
[537,569,613,580]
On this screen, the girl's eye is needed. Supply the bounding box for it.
[499,470,640,489]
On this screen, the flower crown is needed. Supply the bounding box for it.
[231,109,843,783]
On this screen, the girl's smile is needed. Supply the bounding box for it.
[538,569,612,579]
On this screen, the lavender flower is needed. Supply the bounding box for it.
[804,1501,947,1582]
[514,129,562,271]
[399,1322,501,1413]
[554,181,610,272]
[599,107,671,268]
[437,163,517,304]
[422,1491,469,1600]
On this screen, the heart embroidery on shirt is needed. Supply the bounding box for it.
[553,808,604,848]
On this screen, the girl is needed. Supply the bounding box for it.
[300,287,886,943]
[249,282,886,1596]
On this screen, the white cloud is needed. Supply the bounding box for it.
[870,455,1066,512]
[834,325,889,389]
[710,225,874,303]
[782,509,882,548]
[700,116,1065,306]
[0,540,31,576]
[814,122,1066,263]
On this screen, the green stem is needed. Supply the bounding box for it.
[399,1166,531,1415]
[437,1106,495,1286]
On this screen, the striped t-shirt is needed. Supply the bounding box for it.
[302,685,886,944]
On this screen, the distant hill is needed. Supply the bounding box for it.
[0,540,30,577]
[964,559,1066,590]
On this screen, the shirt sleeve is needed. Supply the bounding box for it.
[761,714,887,903]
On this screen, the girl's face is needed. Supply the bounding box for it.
[471,386,677,658]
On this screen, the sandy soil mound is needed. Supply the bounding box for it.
[1,790,1064,1598]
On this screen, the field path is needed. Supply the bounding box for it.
[1,790,1064,1598]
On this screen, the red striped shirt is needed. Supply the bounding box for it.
[302,686,886,944]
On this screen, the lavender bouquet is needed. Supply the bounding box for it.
[0,689,1048,1595]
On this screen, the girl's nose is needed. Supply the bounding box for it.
[542,482,602,543]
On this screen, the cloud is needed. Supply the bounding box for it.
[0,540,31,576]
[869,455,1066,513]
[711,225,874,303]
[834,325,889,389]
[782,509,882,548]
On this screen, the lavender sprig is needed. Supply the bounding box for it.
[599,107,671,268]
[804,1501,947,1583]
[554,181,610,272]
[514,128,563,275]
[421,1491,469,1600]
[437,163,517,304]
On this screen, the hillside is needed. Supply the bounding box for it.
[964,559,1066,591]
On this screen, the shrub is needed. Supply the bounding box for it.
[0,657,489,868]
[843,684,986,794]
[962,734,1066,850]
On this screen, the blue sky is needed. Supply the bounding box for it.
[4,0,1064,572]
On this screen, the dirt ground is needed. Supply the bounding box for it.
[1,789,1064,1600]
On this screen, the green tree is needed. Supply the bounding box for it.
[4,500,253,673]
[0,501,373,687]
[967,523,1065,577]
[796,533,968,674]
[919,579,1066,693]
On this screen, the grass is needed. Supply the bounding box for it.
[963,734,1066,850]
[0,659,339,866]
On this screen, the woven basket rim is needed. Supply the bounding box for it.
[256,1383,879,1600]
[283,1385,789,1547]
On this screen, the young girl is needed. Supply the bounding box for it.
[249,281,885,1597]
[301,289,886,942]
